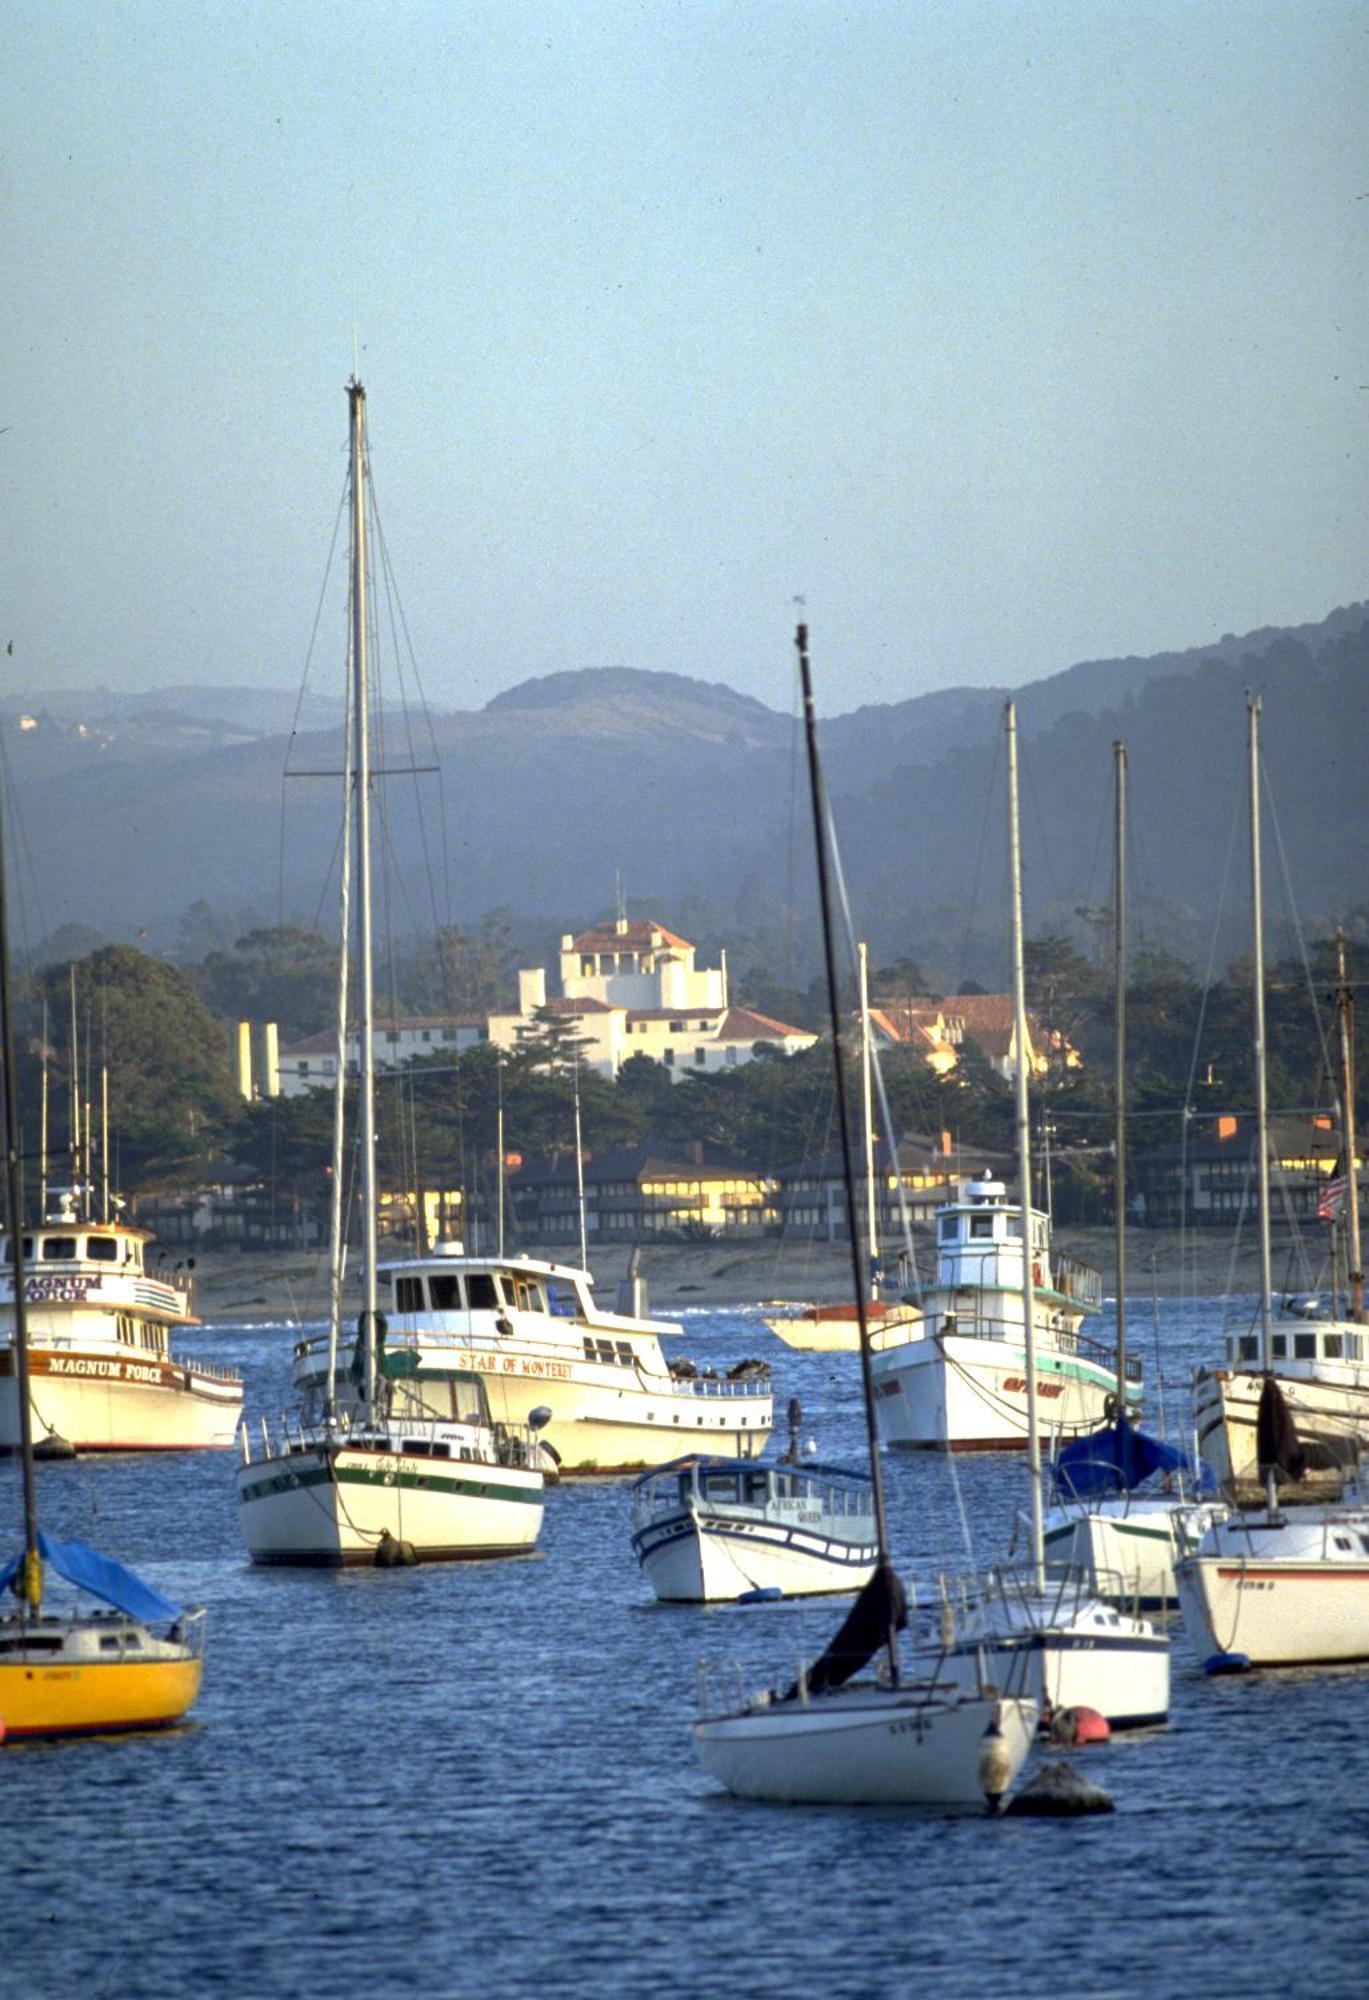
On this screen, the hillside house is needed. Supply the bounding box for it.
[276,1015,488,1098]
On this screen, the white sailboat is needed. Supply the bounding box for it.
[1176,696,1369,1668]
[763,943,921,1353]
[693,627,1039,1809]
[933,704,1170,1727]
[236,378,544,1566]
[1042,739,1225,1608]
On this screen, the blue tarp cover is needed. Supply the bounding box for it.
[1051,1418,1195,1499]
[0,1531,181,1623]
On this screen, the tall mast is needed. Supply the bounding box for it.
[1007,701,1044,1589]
[39,996,48,1225]
[1247,695,1277,1516]
[68,965,79,1205]
[573,1055,588,1271]
[0,731,40,1608]
[795,626,897,1679]
[349,378,378,1414]
[323,597,356,1428]
[1112,738,1128,1422]
[1335,928,1363,1322]
[859,941,880,1300]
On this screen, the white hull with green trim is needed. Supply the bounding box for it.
[236,1416,543,1566]
[1042,1495,1227,1607]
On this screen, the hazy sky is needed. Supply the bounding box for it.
[4,2,1367,718]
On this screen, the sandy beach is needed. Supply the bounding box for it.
[185,1222,1310,1326]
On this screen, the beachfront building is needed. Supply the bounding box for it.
[1131,1112,1358,1228]
[487,915,816,1081]
[507,1140,778,1246]
[275,1014,488,1099]
[773,1133,979,1243]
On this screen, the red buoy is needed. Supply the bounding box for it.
[1048,1705,1110,1748]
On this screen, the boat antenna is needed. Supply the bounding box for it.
[795,625,897,1677]
[1334,928,1363,1323]
[1112,738,1128,1425]
[1006,701,1045,1590]
[0,734,40,1613]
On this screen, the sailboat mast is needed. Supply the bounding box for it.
[349,378,379,1414]
[573,1056,588,1271]
[1113,739,1128,1414]
[859,941,880,1300]
[1247,695,1279,1519]
[39,997,48,1225]
[795,628,894,1611]
[0,747,40,1604]
[1006,702,1045,1588]
[323,613,357,1428]
[1335,928,1363,1322]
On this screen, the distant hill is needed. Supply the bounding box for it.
[6,603,1366,976]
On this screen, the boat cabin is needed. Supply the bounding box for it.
[381,1251,586,1320]
[1226,1319,1367,1368]
[632,1455,873,1523]
[933,1176,1101,1310]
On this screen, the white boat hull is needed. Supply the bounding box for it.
[0,1346,242,1452]
[872,1331,1118,1452]
[635,1509,877,1603]
[763,1306,918,1354]
[694,1685,1038,1806]
[1042,1498,1227,1608]
[938,1578,1170,1726]
[237,1438,544,1565]
[1175,1512,1369,1667]
[1195,1364,1369,1503]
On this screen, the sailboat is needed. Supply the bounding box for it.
[1042,740,1224,1607]
[1192,924,1369,1503]
[763,944,921,1353]
[0,758,205,1735]
[932,705,1170,1727]
[693,628,1039,1809]
[1175,696,1369,1669]
[236,378,545,1565]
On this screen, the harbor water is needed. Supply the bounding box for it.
[5,1295,1368,2000]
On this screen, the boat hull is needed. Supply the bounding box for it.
[762,1305,918,1354]
[634,1508,877,1602]
[237,1438,544,1566]
[0,1613,204,1738]
[0,1346,242,1452]
[872,1331,1118,1451]
[1195,1364,1369,1504]
[1041,1498,1226,1609]
[937,1577,1170,1726]
[693,1687,1038,1806]
[1176,1516,1369,1667]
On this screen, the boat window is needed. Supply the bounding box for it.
[1271,1335,1287,1360]
[1360,1537,1369,1555]
[395,1277,425,1313]
[42,1236,77,1260]
[1006,1216,1022,1239]
[428,1275,462,1311]
[703,1473,740,1503]
[970,1216,994,1239]
[1324,1334,1343,1359]
[1334,1536,1353,1552]
[86,1237,118,1261]
[615,1341,634,1365]
[595,1339,616,1363]
[467,1273,501,1310]
[1294,1333,1317,1360]
[939,1217,958,1242]
[1238,1335,1260,1363]
[512,1278,546,1312]
[583,1337,597,1360]
[547,1280,578,1317]
[744,1472,770,1504]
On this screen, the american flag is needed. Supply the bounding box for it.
[1317,1174,1350,1221]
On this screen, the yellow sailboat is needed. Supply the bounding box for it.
[0,787,204,1741]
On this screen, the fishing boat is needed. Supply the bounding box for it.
[1194,930,1367,1502]
[0,774,205,1735]
[290,1245,773,1478]
[0,1188,242,1454]
[929,704,1169,1728]
[1177,697,1369,1668]
[868,1172,1128,1450]
[693,628,1038,1809]
[1041,738,1225,1609]
[631,1453,877,1603]
[236,377,544,1566]
[764,944,921,1354]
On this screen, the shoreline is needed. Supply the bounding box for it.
[184,1223,1327,1326]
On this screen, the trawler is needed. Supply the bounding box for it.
[289,1244,772,1477]
[0,1187,242,1453]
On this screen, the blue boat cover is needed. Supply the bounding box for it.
[0,1531,182,1623]
[1051,1419,1196,1499]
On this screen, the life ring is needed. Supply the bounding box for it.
[1031,1261,1043,1288]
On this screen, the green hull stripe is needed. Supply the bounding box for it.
[241,1460,541,1506]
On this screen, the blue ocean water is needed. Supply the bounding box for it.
[5,1296,1369,2000]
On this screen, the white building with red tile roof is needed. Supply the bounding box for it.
[276,1015,488,1098]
